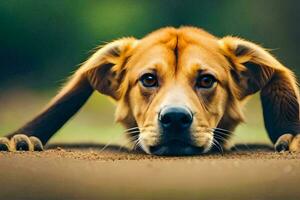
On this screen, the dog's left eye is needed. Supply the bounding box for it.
[196,75,217,89]
[140,73,158,88]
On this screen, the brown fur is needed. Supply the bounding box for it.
[1,27,300,154]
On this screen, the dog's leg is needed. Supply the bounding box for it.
[219,36,300,153]
[0,38,137,151]
[261,73,300,152]
[0,75,93,151]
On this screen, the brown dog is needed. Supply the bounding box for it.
[1,27,300,155]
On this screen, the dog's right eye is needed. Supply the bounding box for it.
[140,73,158,88]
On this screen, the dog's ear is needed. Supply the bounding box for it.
[83,38,137,100]
[219,36,300,143]
[9,38,137,144]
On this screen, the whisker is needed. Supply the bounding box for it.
[213,134,235,150]
[212,128,245,141]
[213,134,227,141]
[212,138,224,155]
[213,130,235,138]
[123,127,140,132]
[117,137,139,152]
[99,134,125,152]
[213,127,233,133]
[127,134,139,140]
[210,129,232,137]
[199,127,251,152]
[213,131,247,152]
[100,130,141,153]
[123,130,141,135]
[133,137,142,151]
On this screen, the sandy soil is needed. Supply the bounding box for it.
[0,143,300,200]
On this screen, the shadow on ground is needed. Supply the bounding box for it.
[46,142,274,154]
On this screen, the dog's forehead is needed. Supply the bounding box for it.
[128,27,229,78]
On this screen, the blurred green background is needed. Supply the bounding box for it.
[1,0,299,146]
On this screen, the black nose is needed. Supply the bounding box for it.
[159,106,193,130]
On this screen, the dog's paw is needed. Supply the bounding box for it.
[0,137,11,151]
[274,133,300,153]
[0,134,43,151]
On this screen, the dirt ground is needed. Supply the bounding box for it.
[0,143,300,200]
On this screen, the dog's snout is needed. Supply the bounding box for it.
[159,106,193,129]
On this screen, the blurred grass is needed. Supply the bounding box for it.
[0,88,271,146]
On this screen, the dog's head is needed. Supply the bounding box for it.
[41,27,297,156]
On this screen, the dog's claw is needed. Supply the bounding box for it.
[275,141,289,152]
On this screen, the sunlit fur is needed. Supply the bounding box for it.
[6,26,300,154]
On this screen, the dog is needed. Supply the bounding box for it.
[1,26,299,156]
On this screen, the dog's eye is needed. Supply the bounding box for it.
[196,75,217,89]
[140,73,158,88]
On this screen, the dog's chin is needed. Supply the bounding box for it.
[148,140,205,156]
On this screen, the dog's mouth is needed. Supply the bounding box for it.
[149,140,204,156]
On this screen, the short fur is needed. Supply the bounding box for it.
[2,27,300,154]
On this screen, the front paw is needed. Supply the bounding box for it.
[0,134,43,151]
[274,133,300,153]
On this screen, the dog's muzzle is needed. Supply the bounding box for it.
[149,106,203,156]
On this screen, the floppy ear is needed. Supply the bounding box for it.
[219,37,300,143]
[8,37,137,144]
